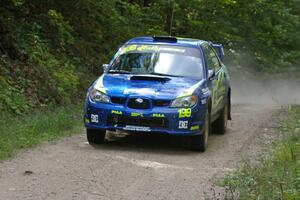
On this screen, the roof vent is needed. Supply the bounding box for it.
[153,36,177,43]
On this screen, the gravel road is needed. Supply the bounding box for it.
[0,103,282,200]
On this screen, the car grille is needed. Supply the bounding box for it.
[110,96,171,109]
[127,98,150,109]
[107,115,168,129]
[110,96,126,105]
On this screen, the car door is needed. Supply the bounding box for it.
[203,44,224,116]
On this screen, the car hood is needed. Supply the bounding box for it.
[96,74,202,99]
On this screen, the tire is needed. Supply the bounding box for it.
[190,111,210,152]
[212,100,229,135]
[86,129,106,144]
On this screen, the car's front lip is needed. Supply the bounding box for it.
[84,99,207,136]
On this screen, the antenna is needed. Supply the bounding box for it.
[169,0,175,36]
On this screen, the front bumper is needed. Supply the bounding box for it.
[84,99,207,136]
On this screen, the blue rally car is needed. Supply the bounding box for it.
[84,36,231,152]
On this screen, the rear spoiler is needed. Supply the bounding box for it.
[211,43,224,61]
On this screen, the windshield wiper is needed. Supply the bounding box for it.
[108,69,131,74]
[150,72,183,77]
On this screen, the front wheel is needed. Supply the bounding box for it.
[212,100,229,135]
[86,129,106,144]
[190,111,210,152]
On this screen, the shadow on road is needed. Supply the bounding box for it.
[88,130,226,155]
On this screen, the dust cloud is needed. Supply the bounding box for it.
[230,71,300,105]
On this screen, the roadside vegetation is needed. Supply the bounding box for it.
[0,1,299,158]
[0,104,83,160]
[1,0,299,115]
[219,105,300,199]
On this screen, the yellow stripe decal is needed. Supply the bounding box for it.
[190,125,200,131]
[177,80,204,98]
[94,75,106,94]
[122,45,185,53]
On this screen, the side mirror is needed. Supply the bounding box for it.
[102,64,109,72]
[208,69,215,79]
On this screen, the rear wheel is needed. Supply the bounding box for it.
[86,129,106,144]
[190,111,210,152]
[212,100,228,134]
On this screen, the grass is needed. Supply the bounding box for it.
[0,104,84,160]
[218,105,300,200]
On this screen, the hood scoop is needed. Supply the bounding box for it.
[130,75,171,82]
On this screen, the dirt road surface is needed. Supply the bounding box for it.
[0,103,282,200]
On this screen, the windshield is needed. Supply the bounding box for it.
[109,44,203,79]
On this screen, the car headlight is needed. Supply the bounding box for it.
[89,88,110,103]
[170,95,198,108]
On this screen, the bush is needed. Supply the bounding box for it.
[0,0,299,115]
[220,106,300,199]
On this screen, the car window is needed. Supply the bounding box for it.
[203,44,221,71]
[110,44,204,79]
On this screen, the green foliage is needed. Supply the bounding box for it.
[52,63,80,102]
[47,9,74,48]
[11,0,25,6]
[0,76,29,115]
[0,1,91,112]
[0,57,32,114]
[0,0,299,115]
[219,106,300,199]
[0,104,83,160]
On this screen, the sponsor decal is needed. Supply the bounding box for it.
[91,114,99,123]
[131,112,144,117]
[152,113,165,118]
[122,45,185,54]
[137,45,159,52]
[123,125,151,132]
[159,47,185,53]
[123,88,156,95]
[212,70,226,108]
[179,121,188,129]
[111,110,122,115]
[201,87,209,93]
[190,125,200,131]
[123,45,137,52]
[201,99,207,105]
[178,108,192,118]
[218,86,226,94]
[85,118,90,123]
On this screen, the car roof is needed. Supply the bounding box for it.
[125,36,207,49]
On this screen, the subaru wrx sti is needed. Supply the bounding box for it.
[84,36,231,152]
